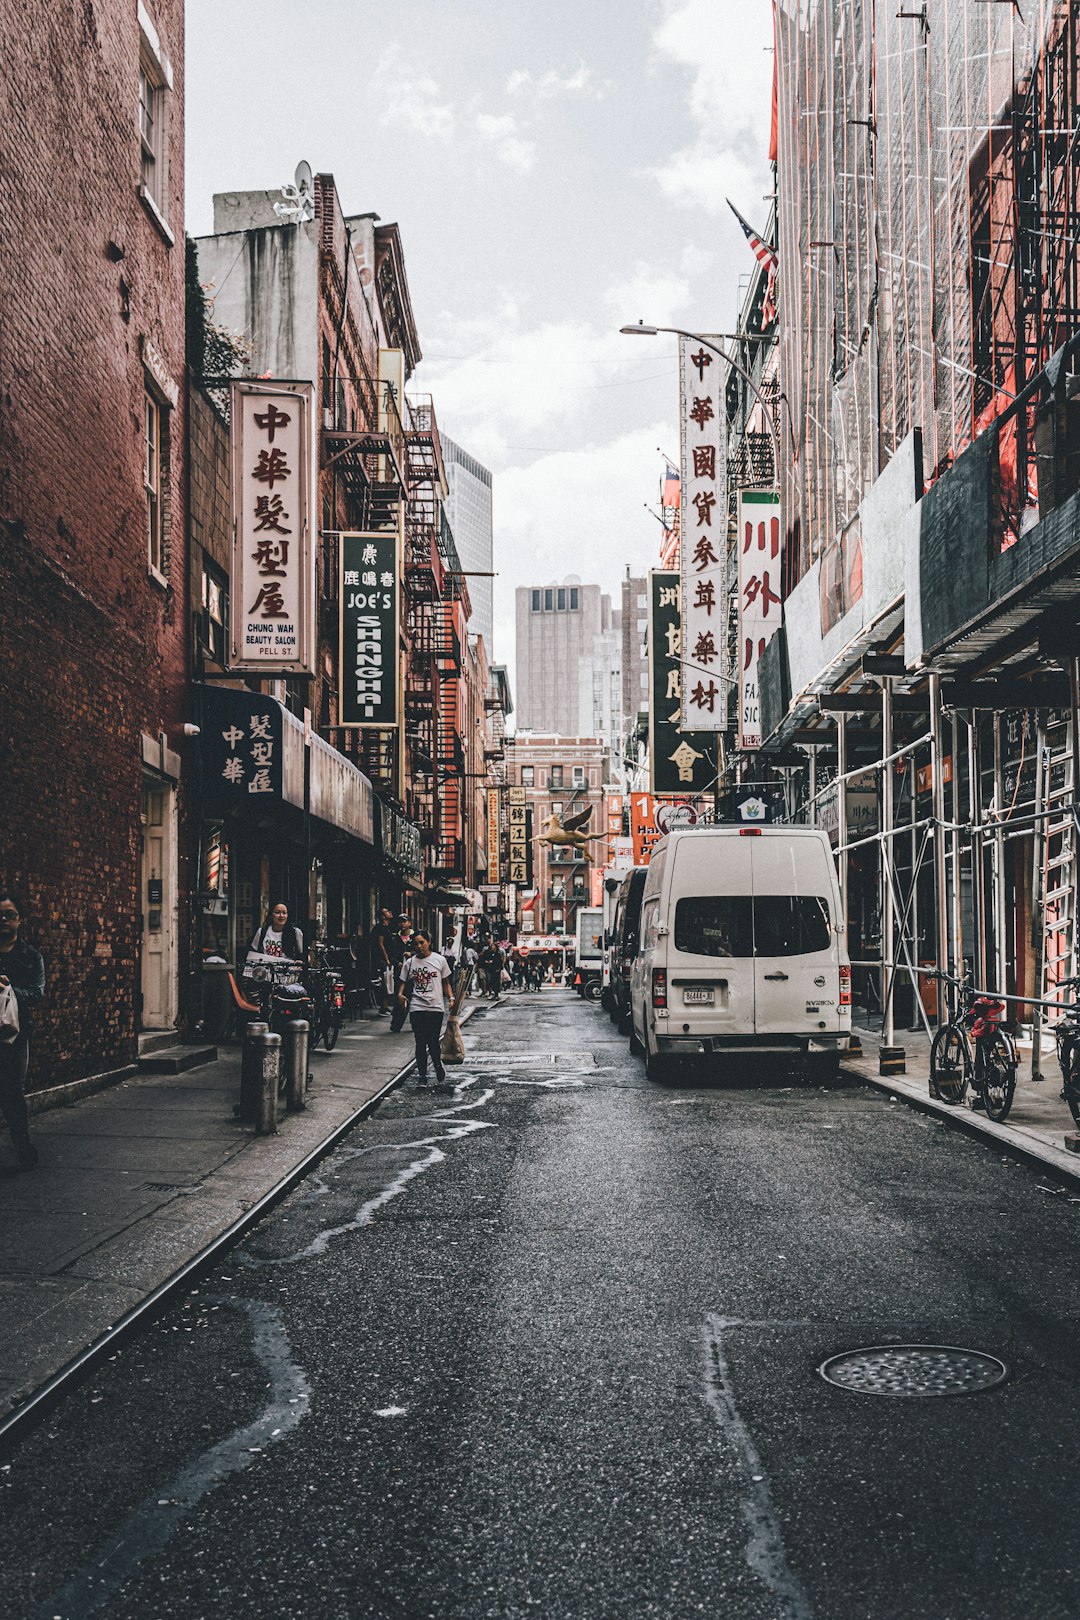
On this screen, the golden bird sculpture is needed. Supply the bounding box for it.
[536,804,605,851]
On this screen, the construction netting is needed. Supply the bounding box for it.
[775,0,1080,628]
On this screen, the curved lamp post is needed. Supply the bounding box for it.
[619,322,780,467]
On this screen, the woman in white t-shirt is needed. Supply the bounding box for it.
[246,902,305,975]
[398,930,452,1087]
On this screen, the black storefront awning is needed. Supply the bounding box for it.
[197,685,374,844]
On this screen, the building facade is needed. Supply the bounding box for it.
[506,736,609,938]
[1,0,190,1084]
[514,579,622,752]
[442,435,494,656]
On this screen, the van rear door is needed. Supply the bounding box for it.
[752,835,842,1036]
[668,834,755,1035]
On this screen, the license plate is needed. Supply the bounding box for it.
[683,988,714,1005]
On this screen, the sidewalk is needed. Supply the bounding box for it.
[845,1018,1080,1186]
[0,1012,428,1427]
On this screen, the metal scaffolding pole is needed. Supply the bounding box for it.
[881,677,895,1050]
[950,711,964,977]
[992,712,1008,997]
[930,674,949,1028]
[837,710,848,928]
[969,712,986,991]
[1030,718,1047,1083]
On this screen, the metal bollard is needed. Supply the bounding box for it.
[239,1022,270,1123]
[283,1019,310,1112]
[255,1031,282,1135]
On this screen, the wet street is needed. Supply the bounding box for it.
[5,988,1080,1620]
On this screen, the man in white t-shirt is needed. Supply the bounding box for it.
[398,930,452,1089]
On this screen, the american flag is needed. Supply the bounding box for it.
[727,200,778,325]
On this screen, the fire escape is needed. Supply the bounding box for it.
[404,396,469,885]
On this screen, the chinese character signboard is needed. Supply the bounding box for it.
[630,793,661,865]
[604,793,624,861]
[506,786,533,889]
[199,686,284,803]
[648,570,715,797]
[679,337,727,731]
[339,531,400,728]
[737,489,783,749]
[230,381,316,674]
[487,788,501,884]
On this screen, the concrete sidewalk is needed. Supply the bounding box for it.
[0,1012,426,1425]
[846,1018,1080,1186]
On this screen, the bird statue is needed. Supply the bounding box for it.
[536,804,604,851]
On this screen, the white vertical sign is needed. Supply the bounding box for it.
[679,336,727,731]
[737,489,782,749]
[230,380,317,674]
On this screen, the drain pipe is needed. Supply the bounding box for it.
[930,674,949,1029]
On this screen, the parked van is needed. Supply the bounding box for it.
[609,867,648,1034]
[629,827,850,1081]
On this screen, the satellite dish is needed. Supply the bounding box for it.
[295,160,313,198]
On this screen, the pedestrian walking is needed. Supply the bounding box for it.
[398,931,452,1089]
[370,907,399,1014]
[0,892,45,1169]
[477,940,505,999]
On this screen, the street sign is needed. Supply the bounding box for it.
[655,801,699,834]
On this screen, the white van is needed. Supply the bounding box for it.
[629,826,851,1081]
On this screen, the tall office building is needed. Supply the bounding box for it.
[442,434,494,655]
[515,577,622,750]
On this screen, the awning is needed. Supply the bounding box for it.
[197,685,374,845]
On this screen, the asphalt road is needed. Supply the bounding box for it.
[5,989,1080,1620]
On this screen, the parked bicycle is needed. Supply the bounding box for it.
[305,943,347,1051]
[1050,975,1080,1127]
[929,972,1018,1121]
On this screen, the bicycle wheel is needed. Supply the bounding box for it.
[930,1024,967,1104]
[980,1032,1016,1122]
[1062,1033,1080,1128]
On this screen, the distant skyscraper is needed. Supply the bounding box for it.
[515,578,622,753]
[442,434,494,655]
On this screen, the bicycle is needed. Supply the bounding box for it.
[305,944,346,1051]
[929,972,1018,1122]
[1050,975,1080,1127]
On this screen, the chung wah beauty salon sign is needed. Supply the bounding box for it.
[230,380,317,674]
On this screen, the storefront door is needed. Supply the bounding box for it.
[140,778,178,1030]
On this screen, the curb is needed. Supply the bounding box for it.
[0,1001,478,1457]
[848,1061,1080,1192]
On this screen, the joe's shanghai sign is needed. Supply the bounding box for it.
[339,531,400,728]
[229,380,317,675]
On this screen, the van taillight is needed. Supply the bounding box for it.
[839,965,851,1007]
[739,828,762,836]
[651,968,667,1008]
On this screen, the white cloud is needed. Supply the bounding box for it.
[506,61,611,100]
[645,0,773,214]
[372,44,456,141]
[475,112,537,173]
[603,261,691,328]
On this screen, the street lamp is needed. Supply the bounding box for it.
[619,322,780,465]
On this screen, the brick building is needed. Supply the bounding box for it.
[0,0,190,1086]
[506,736,610,937]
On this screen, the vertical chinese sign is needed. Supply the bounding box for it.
[737,490,782,750]
[648,569,715,798]
[679,337,727,731]
[230,381,316,674]
[506,787,532,890]
[200,687,284,801]
[604,793,624,862]
[487,787,502,884]
[338,532,401,728]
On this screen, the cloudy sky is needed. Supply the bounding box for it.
[186,0,773,680]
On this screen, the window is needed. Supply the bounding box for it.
[673,896,832,959]
[544,588,554,612]
[531,590,541,612]
[550,766,564,788]
[201,561,228,664]
[521,765,534,786]
[145,389,165,578]
[570,587,579,610]
[137,4,172,233]
[557,587,566,610]
[572,765,585,787]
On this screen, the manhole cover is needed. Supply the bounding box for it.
[819,1344,1008,1397]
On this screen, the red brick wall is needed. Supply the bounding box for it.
[0,0,190,1085]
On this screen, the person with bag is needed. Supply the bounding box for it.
[370,908,399,1015]
[398,930,452,1089]
[478,941,505,1000]
[0,892,45,1169]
